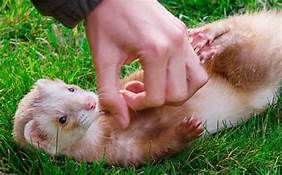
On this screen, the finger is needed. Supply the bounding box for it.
[124,54,168,110]
[185,42,209,98]
[94,50,130,128]
[120,81,145,108]
[165,38,188,105]
[122,90,145,110]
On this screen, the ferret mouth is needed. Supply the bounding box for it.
[77,109,100,128]
[77,101,106,127]
[78,114,92,127]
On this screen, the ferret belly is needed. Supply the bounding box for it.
[186,76,279,134]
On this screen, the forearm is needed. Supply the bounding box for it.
[31,0,102,28]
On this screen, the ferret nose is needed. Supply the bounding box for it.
[85,97,96,111]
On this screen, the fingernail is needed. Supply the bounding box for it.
[120,89,126,94]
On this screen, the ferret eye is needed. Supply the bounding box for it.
[68,87,75,92]
[59,115,67,124]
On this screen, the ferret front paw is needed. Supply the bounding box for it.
[188,25,230,63]
[176,116,204,142]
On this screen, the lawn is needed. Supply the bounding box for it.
[0,0,281,174]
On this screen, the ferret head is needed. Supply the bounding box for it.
[13,79,100,155]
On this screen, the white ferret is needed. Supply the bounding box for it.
[13,11,282,166]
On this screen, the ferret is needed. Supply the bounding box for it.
[13,11,282,166]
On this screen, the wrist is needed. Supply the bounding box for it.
[31,0,103,28]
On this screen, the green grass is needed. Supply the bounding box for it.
[0,0,282,174]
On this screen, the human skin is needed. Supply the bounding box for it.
[85,0,208,128]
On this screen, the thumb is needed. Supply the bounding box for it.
[121,81,146,110]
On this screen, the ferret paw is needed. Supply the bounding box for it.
[188,28,215,52]
[198,45,222,64]
[188,26,229,63]
[177,116,204,141]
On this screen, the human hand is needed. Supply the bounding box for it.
[86,0,208,128]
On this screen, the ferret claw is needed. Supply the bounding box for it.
[194,39,209,53]
[177,116,204,141]
[199,45,221,63]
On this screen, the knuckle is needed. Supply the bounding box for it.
[167,94,189,105]
[167,88,189,103]
[169,27,186,47]
[195,70,209,87]
[145,39,171,58]
[179,21,187,31]
[144,27,187,58]
[146,96,165,107]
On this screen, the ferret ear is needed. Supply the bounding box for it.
[24,120,57,155]
[24,120,48,149]
[54,79,65,84]
[24,120,37,145]
[35,79,51,89]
